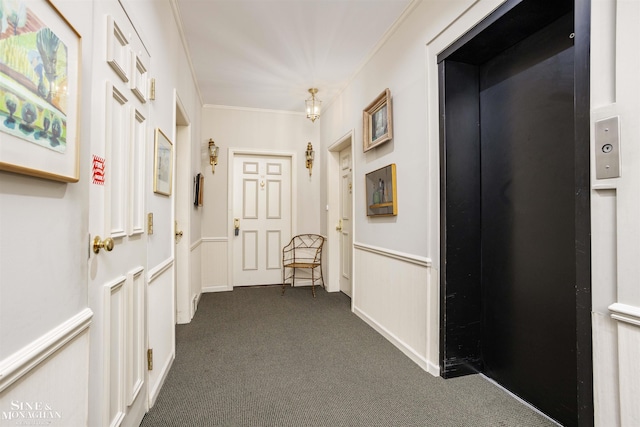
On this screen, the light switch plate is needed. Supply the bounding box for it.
[595,116,620,179]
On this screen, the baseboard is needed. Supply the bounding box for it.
[202,284,232,293]
[427,361,441,377]
[353,305,430,372]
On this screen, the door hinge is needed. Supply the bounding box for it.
[147,349,153,371]
[149,78,156,101]
[147,213,153,235]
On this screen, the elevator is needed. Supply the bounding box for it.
[438,1,592,426]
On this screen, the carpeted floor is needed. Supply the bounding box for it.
[140,286,558,426]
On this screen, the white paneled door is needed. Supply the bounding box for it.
[88,3,150,427]
[339,148,353,296]
[232,155,292,286]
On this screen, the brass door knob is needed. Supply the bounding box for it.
[93,236,114,254]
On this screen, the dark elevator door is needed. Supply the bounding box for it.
[480,14,576,424]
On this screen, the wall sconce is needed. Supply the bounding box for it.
[305,142,314,177]
[305,88,321,123]
[208,138,219,173]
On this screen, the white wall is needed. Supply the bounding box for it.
[320,0,634,425]
[200,106,320,290]
[319,0,501,377]
[0,0,95,422]
[0,0,202,425]
[591,0,640,425]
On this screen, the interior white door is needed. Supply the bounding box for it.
[232,154,292,286]
[339,148,353,296]
[87,3,150,426]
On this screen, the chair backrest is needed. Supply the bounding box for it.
[283,234,325,264]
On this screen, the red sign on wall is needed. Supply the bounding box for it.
[92,155,105,185]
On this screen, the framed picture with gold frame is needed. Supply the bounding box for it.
[0,0,82,182]
[363,88,393,152]
[153,128,173,195]
[365,163,397,216]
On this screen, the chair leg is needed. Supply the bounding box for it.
[311,268,316,298]
[281,267,286,295]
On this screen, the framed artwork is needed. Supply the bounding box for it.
[0,0,82,182]
[153,128,173,195]
[363,88,393,152]
[193,173,204,206]
[365,163,397,216]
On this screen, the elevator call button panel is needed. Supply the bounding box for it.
[595,116,620,179]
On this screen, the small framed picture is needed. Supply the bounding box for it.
[365,163,397,216]
[153,128,173,195]
[363,88,393,152]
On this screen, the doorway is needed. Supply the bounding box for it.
[438,1,591,426]
[229,152,293,286]
[327,132,354,298]
[174,94,193,324]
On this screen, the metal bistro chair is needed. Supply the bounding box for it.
[281,234,325,297]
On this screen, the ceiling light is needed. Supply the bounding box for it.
[305,88,321,123]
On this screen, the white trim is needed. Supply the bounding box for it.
[202,237,228,243]
[354,242,432,268]
[190,238,203,251]
[609,303,640,327]
[202,284,233,293]
[353,306,429,372]
[148,257,174,284]
[0,308,93,392]
[427,361,440,377]
[203,104,305,116]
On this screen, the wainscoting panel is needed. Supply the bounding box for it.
[353,243,434,372]
[202,238,230,292]
[0,320,91,427]
[609,303,640,426]
[147,259,175,407]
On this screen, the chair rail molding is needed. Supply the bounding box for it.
[353,242,432,268]
[609,302,640,326]
[0,308,93,392]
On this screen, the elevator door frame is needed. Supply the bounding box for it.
[438,0,592,425]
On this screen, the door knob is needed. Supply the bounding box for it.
[93,236,114,254]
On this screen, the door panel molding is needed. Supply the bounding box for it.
[103,276,126,427]
[243,179,259,219]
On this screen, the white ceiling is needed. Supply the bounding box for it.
[174,0,414,113]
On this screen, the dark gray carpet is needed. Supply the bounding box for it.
[140,286,557,426]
